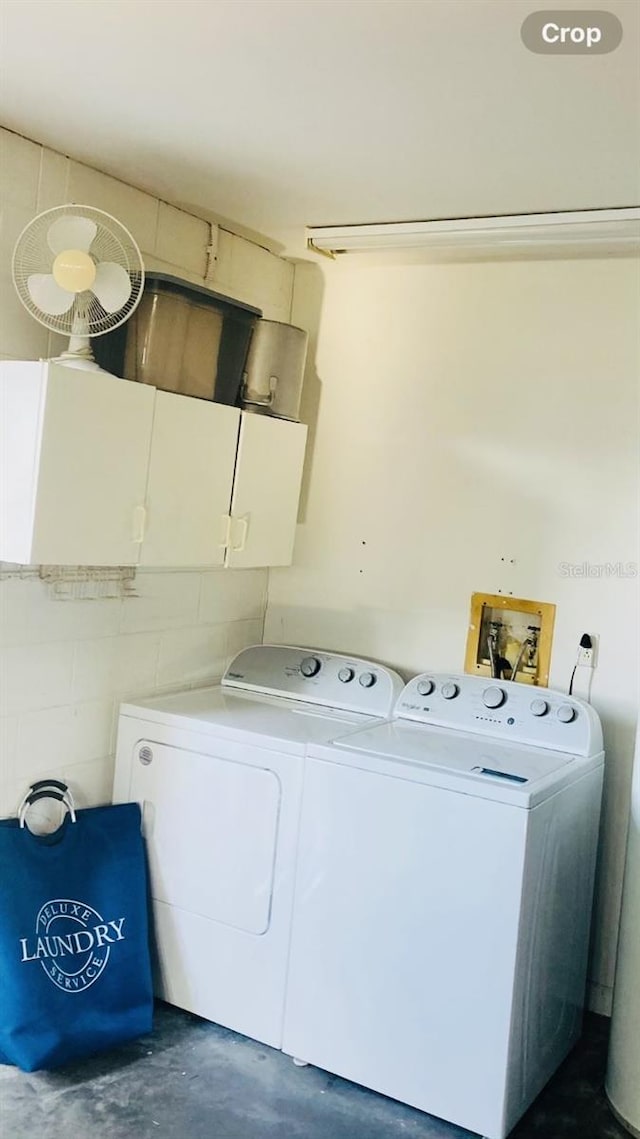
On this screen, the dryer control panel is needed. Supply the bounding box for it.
[396,673,602,757]
[223,645,404,717]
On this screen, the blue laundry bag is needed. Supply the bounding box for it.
[0,784,153,1071]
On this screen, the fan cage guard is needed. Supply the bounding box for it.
[12,204,145,336]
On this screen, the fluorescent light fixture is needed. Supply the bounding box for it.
[307,208,640,256]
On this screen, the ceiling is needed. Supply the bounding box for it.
[1,0,638,247]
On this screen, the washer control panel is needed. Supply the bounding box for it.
[396,673,602,757]
[223,645,404,716]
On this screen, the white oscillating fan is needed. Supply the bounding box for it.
[12,204,144,370]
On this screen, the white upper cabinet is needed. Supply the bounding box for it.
[0,361,155,566]
[226,413,307,569]
[141,391,239,567]
[0,362,306,568]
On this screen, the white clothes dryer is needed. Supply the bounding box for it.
[113,644,403,1049]
[283,672,604,1139]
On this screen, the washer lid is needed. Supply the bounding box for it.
[319,720,602,807]
[119,684,378,755]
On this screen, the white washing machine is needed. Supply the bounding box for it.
[112,644,403,1049]
[283,672,604,1139]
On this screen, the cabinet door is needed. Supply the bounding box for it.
[31,364,155,566]
[226,413,307,568]
[140,391,239,567]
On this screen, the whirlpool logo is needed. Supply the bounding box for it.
[19,899,126,993]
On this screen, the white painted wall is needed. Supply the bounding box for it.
[0,127,293,819]
[266,254,640,1012]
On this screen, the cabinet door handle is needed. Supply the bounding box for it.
[218,513,232,550]
[231,514,249,553]
[132,505,146,543]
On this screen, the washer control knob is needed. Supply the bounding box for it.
[300,656,321,678]
[530,698,548,717]
[416,678,435,696]
[338,667,355,683]
[483,686,506,709]
[557,703,576,724]
[359,671,376,688]
[441,682,459,700]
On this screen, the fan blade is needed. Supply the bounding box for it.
[27,273,75,316]
[47,215,98,256]
[91,261,132,313]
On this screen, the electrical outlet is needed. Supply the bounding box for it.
[577,636,598,668]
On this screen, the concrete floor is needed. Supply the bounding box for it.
[0,1005,627,1139]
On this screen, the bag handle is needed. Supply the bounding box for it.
[18,780,77,829]
[17,779,75,813]
[30,778,68,793]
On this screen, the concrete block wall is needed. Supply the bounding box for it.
[0,569,266,815]
[0,126,294,817]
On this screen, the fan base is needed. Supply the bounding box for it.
[50,354,105,372]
